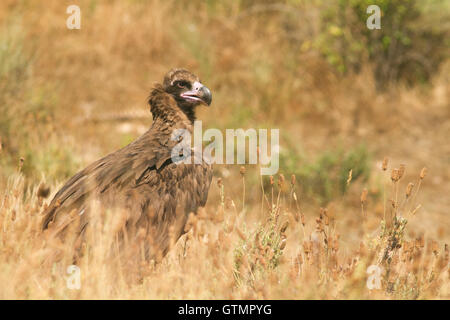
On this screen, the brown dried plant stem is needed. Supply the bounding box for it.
[240,167,246,212]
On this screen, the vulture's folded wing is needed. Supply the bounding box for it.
[41,134,174,230]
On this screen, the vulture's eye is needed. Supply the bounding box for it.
[176,81,190,89]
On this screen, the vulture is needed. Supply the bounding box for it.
[42,68,213,261]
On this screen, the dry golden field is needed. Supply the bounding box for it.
[0,0,449,299]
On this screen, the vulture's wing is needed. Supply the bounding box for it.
[41,131,174,230]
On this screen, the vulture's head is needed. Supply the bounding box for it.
[163,68,212,109]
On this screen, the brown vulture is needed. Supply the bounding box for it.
[41,68,213,261]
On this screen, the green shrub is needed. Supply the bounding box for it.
[318,0,450,89]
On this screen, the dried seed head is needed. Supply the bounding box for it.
[416,236,425,248]
[280,221,289,234]
[391,168,399,182]
[444,244,449,261]
[303,241,311,254]
[332,238,339,251]
[18,157,25,172]
[398,164,406,179]
[291,174,296,186]
[420,167,427,180]
[255,233,263,250]
[240,166,246,176]
[346,169,352,186]
[280,235,287,250]
[270,175,274,186]
[319,207,325,218]
[431,241,439,255]
[382,157,388,171]
[389,199,396,209]
[324,215,329,226]
[315,216,323,232]
[278,174,285,188]
[360,188,368,203]
[406,182,414,198]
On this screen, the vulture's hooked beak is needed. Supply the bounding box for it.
[181,81,212,106]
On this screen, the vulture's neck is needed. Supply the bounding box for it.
[149,85,195,130]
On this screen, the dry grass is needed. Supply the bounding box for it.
[0,0,449,299]
[0,160,448,299]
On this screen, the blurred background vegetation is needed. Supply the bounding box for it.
[0,0,448,238]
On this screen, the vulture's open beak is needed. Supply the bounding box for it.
[181,81,212,106]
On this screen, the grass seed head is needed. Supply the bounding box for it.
[406,183,414,198]
[420,167,427,180]
[280,235,287,250]
[391,168,400,182]
[382,157,389,171]
[18,157,25,172]
[360,188,368,203]
[278,174,285,188]
[346,169,352,186]
[280,221,289,234]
